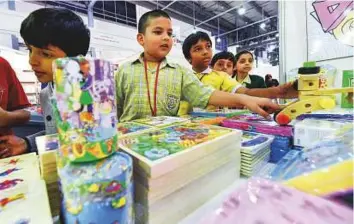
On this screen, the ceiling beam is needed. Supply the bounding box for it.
[130,0,221,32]
[182,1,235,30]
[162,0,177,10]
[248,1,270,18]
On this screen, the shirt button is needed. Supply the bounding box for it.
[46,115,52,121]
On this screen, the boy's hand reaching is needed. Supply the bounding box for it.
[272,82,298,99]
[239,95,280,119]
[0,135,28,158]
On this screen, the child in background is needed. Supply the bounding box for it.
[115,10,279,122]
[233,50,266,89]
[0,8,90,158]
[0,57,30,137]
[182,31,297,99]
[210,51,235,76]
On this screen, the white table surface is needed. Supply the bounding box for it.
[179,178,247,224]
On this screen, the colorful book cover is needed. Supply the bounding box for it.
[117,122,154,136]
[133,116,189,127]
[191,108,249,118]
[119,123,240,178]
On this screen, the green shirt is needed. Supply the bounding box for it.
[115,55,214,122]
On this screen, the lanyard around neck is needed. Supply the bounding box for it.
[143,59,161,116]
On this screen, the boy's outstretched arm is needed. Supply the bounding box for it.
[0,107,30,128]
[237,82,298,99]
[208,90,280,119]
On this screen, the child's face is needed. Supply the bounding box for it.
[189,40,212,71]
[236,53,253,74]
[137,17,173,61]
[213,59,234,76]
[27,44,66,83]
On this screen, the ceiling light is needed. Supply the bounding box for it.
[260,23,266,29]
[276,33,279,37]
[216,37,221,43]
[238,7,246,15]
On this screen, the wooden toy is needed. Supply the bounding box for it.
[274,61,354,125]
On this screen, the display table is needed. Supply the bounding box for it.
[179,178,247,224]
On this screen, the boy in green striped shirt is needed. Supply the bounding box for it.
[115,10,279,122]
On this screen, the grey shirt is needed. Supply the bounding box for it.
[25,83,57,152]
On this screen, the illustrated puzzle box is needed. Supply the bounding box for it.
[119,123,242,224]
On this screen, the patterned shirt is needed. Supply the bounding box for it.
[115,55,214,122]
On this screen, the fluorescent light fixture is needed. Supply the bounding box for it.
[238,7,246,15]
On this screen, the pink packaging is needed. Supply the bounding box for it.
[221,115,293,137]
[199,178,353,224]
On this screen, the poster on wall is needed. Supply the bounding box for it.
[307,0,353,61]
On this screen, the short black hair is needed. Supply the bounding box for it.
[182,31,212,60]
[138,9,171,34]
[210,51,235,67]
[235,50,254,64]
[20,8,90,57]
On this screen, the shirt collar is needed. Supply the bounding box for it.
[239,74,251,85]
[193,67,212,74]
[132,53,176,68]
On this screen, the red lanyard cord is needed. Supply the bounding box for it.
[143,59,161,116]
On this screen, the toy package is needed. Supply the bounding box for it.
[269,125,353,197]
[53,57,118,162]
[199,178,353,224]
[221,114,293,137]
[294,118,351,147]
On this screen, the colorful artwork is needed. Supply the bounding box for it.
[133,116,188,127]
[119,123,233,161]
[53,57,118,162]
[0,193,25,210]
[0,168,21,177]
[117,122,153,136]
[59,152,133,224]
[307,0,353,61]
[0,179,23,191]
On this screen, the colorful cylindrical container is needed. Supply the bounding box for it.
[53,57,118,162]
[59,152,134,223]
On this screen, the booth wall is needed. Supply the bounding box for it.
[282,0,353,86]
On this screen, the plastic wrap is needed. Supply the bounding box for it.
[269,125,353,197]
[199,178,353,224]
